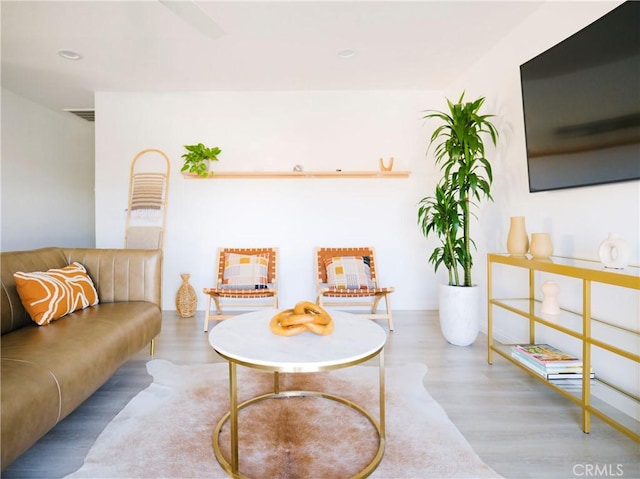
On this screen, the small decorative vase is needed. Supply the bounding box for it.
[379,157,394,172]
[176,274,197,318]
[541,280,561,315]
[598,233,630,269]
[530,233,554,259]
[506,216,529,256]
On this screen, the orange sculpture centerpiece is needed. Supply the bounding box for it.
[270,301,334,336]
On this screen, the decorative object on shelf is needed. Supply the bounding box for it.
[530,233,554,259]
[541,280,560,315]
[180,143,221,178]
[506,216,529,256]
[176,274,197,318]
[293,164,303,172]
[269,301,334,336]
[417,92,498,346]
[379,157,394,171]
[598,232,630,269]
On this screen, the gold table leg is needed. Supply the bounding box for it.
[379,348,385,439]
[229,362,238,473]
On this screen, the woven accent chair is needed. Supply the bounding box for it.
[315,247,394,331]
[202,247,278,332]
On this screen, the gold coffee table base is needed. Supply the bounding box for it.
[208,311,388,479]
[212,388,385,479]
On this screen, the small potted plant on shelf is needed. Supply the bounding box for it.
[417,92,498,346]
[180,143,222,178]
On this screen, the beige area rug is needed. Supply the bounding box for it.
[65,360,502,479]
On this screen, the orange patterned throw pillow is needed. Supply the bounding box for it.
[14,262,99,325]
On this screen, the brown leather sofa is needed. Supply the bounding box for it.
[1,247,163,470]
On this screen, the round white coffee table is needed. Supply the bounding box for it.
[208,308,387,479]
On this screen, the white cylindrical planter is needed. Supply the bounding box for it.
[438,284,480,346]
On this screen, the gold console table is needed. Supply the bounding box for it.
[487,253,639,442]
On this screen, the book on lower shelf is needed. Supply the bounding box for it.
[548,378,595,389]
[511,345,594,380]
[513,343,583,367]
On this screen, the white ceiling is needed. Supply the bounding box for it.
[1,1,544,115]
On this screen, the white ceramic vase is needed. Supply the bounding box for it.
[541,280,560,315]
[507,216,529,256]
[438,284,480,346]
[598,233,630,269]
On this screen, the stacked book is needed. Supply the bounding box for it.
[511,344,595,381]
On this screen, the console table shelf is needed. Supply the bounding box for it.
[182,171,410,179]
[487,253,640,442]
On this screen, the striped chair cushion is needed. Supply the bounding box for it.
[222,252,269,287]
[324,256,374,289]
[14,262,99,325]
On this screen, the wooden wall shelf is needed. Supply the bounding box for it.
[182,171,410,179]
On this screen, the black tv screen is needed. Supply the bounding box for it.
[520,1,640,193]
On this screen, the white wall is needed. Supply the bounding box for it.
[93,1,639,319]
[448,1,638,418]
[95,90,444,311]
[1,89,95,251]
[449,1,638,270]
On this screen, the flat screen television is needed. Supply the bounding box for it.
[520,1,640,193]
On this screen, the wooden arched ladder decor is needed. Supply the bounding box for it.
[125,149,171,250]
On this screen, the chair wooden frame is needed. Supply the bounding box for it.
[202,248,278,332]
[315,247,394,331]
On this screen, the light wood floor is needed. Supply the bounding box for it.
[3,311,639,479]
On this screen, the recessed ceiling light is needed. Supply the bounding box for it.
[58,50,82,60]
[337,49,356,59]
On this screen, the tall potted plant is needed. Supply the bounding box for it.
[418,92,498,345]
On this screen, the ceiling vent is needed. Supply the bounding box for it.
[64,109,95,122]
